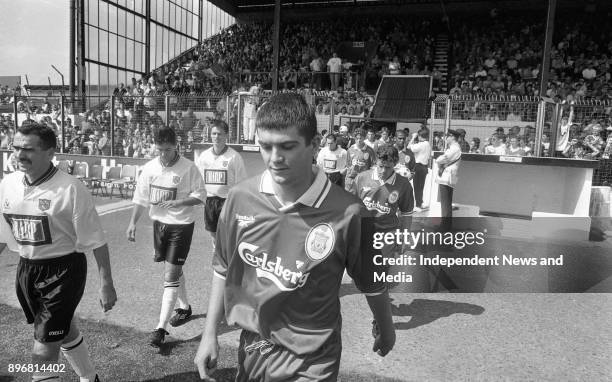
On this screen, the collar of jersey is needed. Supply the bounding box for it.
[259,166,330,210]
[23,163,57,187]
[159,153,180,168]
[211,145,228,157]
[371,170,396,185]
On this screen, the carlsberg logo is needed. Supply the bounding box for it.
[238,242,309,291]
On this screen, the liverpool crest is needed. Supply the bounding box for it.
[38,199,51,211]
[305,223,335,261]
[172,176,181,185]
[388,190,399,204]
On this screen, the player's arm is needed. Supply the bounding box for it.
[194,274,225,380]
[157,196,203,209]
[159,164,207,208]
[366,291,396,356]
[126,204,146,241]
[92,244,117,312]
[339,150,348,175]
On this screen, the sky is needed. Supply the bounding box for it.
[0,0,69,86]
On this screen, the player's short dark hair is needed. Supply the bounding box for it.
[256,93,316,144]
[418,127,429,139]
[17,123,57,150]
[326,133,337,142]
[353,128,365,138]
[375,144,399,163]
[154,126,177,145]
[210,119,229,134]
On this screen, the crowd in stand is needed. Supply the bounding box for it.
[149,16,437,95]
[449,11,612,104]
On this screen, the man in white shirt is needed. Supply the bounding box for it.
[0,123,116,382]
[327,53,342,91]
[317,133,347,188]
[409,128,432,210]
[126,126,206,347]
[555,104,574,156]
[243,86,260,144]
[310,54,324,90]
[195,120,247,241]
[435,130,461,231]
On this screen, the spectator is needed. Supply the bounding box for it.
[327,52,342,91]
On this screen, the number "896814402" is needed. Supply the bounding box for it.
[8,363,66,373]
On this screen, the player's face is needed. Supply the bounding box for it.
[355,134,364,146]
[375,159,395,181]
[258,126,315,186]
[13,133,55,176]
[210,126,227,146]
[155,142,177,164]
[326,137,337,150]
[366,131,374,141]
[395,133,406,150]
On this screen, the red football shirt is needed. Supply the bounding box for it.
[213,168,385,355]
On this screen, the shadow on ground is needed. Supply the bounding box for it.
[392,298,484,330]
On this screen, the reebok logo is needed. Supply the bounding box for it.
[236,214,255,227]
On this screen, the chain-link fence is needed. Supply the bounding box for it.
[427,98,448,151]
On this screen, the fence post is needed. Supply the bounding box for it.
[548,102,561,157]
[443,97,452,150]
[60,96,65,153]
[110,95,115,157]
[236,93,242,144]
[534,101,545,157]
[429,100,436,144]
[165,94,170,128]
[12,91,18,131]
[225,95,230,133]
[329,95,335,131]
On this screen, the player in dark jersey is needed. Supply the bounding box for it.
[345,127,376,192]
[351,144,414,234]
[0,123,116,382]
[194,93,395,381]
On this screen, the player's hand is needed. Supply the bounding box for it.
[194,335,219,381]
[126,223,136,242]
[99,282,117,312]
[372,320,396,357]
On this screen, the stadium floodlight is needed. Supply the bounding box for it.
[51,64,65,96]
